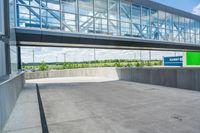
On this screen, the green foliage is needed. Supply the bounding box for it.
[39,61,48,71]
[23,59,162,71]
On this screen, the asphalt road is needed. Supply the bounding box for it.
[3,77,200,133]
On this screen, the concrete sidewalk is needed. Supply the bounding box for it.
[2,83,42,133]
[3,77,200,133]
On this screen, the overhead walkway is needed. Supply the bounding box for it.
[15,0,200,51]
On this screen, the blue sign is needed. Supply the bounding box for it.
[164,56,183,66]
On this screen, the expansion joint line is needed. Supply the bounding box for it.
[36,83,49,133]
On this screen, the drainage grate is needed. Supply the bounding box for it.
[36,84,49,133]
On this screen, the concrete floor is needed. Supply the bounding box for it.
[3,77,200,133]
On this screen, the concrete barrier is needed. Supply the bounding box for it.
[0,72,25,132]
[25,67,200,91]
[25,67,119,80]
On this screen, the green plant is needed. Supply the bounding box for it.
[39,61,48,71]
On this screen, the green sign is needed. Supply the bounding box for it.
[186,52,200,65]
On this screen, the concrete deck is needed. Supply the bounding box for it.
[3,77,200,133]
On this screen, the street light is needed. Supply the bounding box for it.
[32,48,35,71]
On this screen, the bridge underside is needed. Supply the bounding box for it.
[16,28,200,51]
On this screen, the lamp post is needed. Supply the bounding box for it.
[94,48,96,61]
[32,49,35,71]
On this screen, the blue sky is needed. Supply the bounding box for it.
[21,0,200,63]
[152,0,200,13]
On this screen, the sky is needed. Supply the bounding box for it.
[21,0,200,63]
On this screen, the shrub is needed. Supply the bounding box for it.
[39,61,48,71]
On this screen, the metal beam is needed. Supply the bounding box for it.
[15,28,200,51]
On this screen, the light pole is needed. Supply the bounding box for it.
[149,50,151,66]
[64,53,67,62]
[56,56,58,64]
[94,48,96,61]
[32,49,35,70]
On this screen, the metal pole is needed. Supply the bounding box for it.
[94,49,96,61]
[174,51,177,56]
[33,49,35,70]
[64,53,66,62]
[17,46,22,70]
[149,50,152,66]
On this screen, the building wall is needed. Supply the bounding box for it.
[0,0,6,77]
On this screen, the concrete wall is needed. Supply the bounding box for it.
[0,72,25,132]
[25,67,119,80]
[117,67,200,91]
[25,67,200,91]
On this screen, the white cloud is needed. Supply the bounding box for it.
[192,3,200,16]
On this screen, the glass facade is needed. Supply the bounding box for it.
[16,0,200,44]
[0,0,6,77]
[0,41,6,77]
[0,0,4,35]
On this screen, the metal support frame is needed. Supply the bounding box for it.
[3,0,11,75]
[17,46,21,70]
[15,0,200,45]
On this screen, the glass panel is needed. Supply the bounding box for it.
[132,23,141,38]
[79,15,94,33]
[62,13,77,32]
[185,32,190,43]
[79,0,93,16]
[41,0,60,10]
[0,41,6,77]
[165,13,172,41]
[141,25,150,39]
[196,21,200,35]
[17,0,40,7]
[190,19,196,43]
[158,11,165,28]
[109,20,119,36]
[141,7,150,39]
[190,33,195,44]
[120,0,131,22]
[173,15,179,42]
[41,9,61,30]
[196,21,200,44]
[109,0,119,20]
[95,18,107,34]
[141,7,150,26]
[158,11,166,40]
[150,9,158,40]
[62,0,77,13]
[196,34,200,44]
[94,0,107,18]
[0,0,3,34]
[185,18,190,43]
[166,29,173,41]
[132,5,140,24]
[17,5,30,27]
[166,12,172,30]
[179,17,185,43]
[173,15,179,31]
[121,22,131,36]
